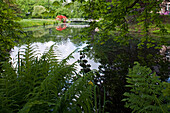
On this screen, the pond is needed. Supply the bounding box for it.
[10,24,170,113]
[10,24,99,71]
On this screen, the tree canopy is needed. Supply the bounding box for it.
[71,0,167,47]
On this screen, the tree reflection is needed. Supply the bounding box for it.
[79,35,169,112]
[56,24,67,31]
[19,27,84,47]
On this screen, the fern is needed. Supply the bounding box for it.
[0,62,19,113]
[42,43,59,64]
[19,65,95,113]
[122,62,169,113]
[0,41,100,113]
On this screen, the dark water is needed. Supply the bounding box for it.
[10,25,170,113]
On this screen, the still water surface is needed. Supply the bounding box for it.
[10,25,100,71]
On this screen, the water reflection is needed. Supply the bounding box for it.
[79,34,169,113]
[10,26,99,72]
[10,25,169,113]
[56,24,67,31]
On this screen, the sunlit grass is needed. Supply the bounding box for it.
[18,19,56,28]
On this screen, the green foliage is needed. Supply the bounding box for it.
[32,5,46,17]
[162,82,170,97]
[65,1,85,18]
[55,6,70,18]
[52,1,60,6]
[14,0,35,18]
[15,0,55,18]
[1,0,169,112]
[0,1,23,70]
[14,0,85,19]
[73,0,167,47]
[0,41,98,112]
[123,62,169,113]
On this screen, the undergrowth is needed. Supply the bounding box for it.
[0,42,101,113]
[123,62,170,113]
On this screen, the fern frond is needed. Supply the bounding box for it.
[52,70,95,113]
[0,62,19,112]
[1,42,99,113]
[123,62,169,113]
[60,48,79,65]
[42,43,59,64]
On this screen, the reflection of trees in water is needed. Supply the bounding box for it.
[33,29,48,38]
[20,27,85,47]
[81,38,169,113]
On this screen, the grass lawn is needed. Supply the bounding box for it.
[18,19,56,28]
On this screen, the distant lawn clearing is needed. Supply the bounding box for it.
[18,19,56,28]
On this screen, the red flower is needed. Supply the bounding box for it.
[56,15,67,23]
[56,27,64,31]
[56,24,67,31]
[56,15,63,19]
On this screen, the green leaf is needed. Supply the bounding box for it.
[64,3,73,8]
[52,1,60,6]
